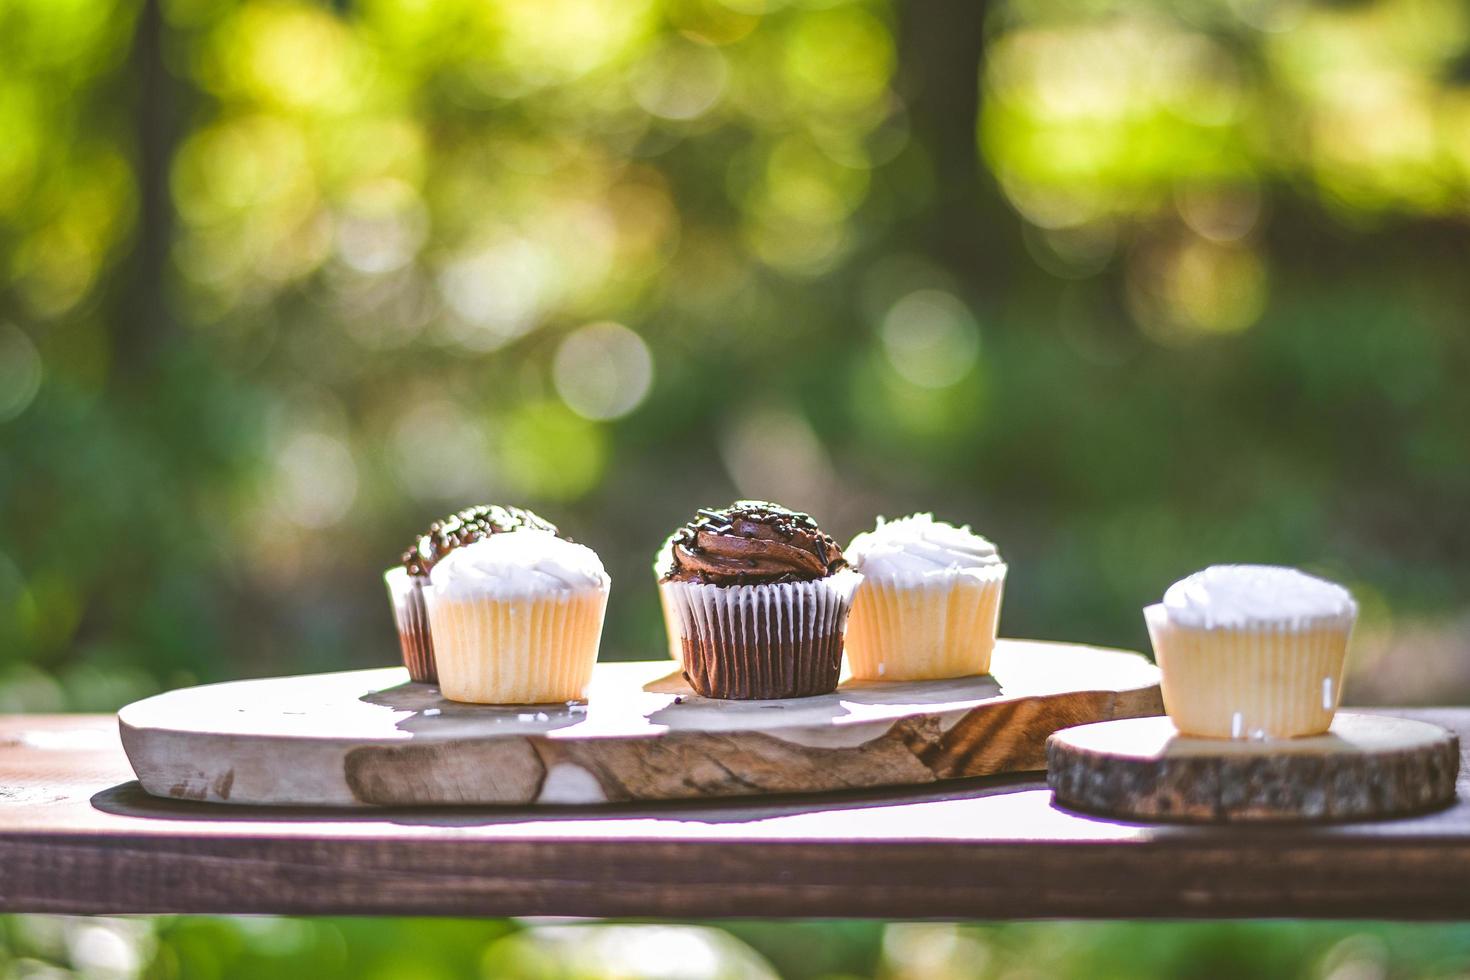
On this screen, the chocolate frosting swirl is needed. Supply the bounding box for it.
[402,504,561,577]
[659,500,846,585]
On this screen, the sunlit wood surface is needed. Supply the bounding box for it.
[0,709,1467,918]
[117,642,1161,807]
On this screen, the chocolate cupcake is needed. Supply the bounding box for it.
[656,501,857,699]
[385,505,560,684]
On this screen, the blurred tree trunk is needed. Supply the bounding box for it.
[897,0,1020,298]
[121,0,174,377]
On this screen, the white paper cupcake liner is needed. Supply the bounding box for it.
[660,571,858,699]
[424,583,609,704]
[384,566,436,683]
[1146,603,1355,739]
[657,580,683,665]
[845,563,1006,681]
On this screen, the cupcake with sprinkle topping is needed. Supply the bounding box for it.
[384,505,563,684]
[656,501,856,700]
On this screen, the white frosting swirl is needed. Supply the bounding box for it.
[846,514,1004,581]
[1157,564,1357,630]
[428,529,610,600]
[652,532,676,579]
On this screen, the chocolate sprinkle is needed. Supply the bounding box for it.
[401,504,561,577]
[661,500,845,585]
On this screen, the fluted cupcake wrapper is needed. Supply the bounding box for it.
[423,584,609,705]
[845,564,1006,681]
[657,579,684,666]
[1145,604,1355,739]
[384,567,437,684]
[661,573,858,700]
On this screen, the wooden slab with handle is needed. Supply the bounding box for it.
[119,639,1161,807]
[1048,713,1460,823]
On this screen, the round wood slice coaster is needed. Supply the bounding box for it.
[1047,713,1461,824]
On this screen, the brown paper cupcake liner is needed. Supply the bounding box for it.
[661,574,857,700]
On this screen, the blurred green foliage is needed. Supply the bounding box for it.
[3,0,1470,972]
[7,916,1470,979]
[2,0,1469,706]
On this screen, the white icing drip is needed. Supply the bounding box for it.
[846,513,1003,581]
[1159,564,1357,630]
[428,530,610,600]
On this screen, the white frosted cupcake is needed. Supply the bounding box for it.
[423,529,611,704]
[1145,565,1357,739]
[386,504,563,684]
[844,514,1007,681]
[653,534,683,665]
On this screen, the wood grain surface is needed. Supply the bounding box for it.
[1047,713,1460,823]
[117,640,1162,807]
[2,709,1470,917]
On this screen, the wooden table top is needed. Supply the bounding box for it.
[2,709,1469,919]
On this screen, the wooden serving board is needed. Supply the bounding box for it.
[119,639,1161,808]
[1048,713,1461,824]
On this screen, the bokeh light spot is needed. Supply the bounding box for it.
[497,0,656,84]
[1129,236,1269,343]
[631,40,728,121]
[850,347,988,448]
[485,924,778,980]
[880,289,980,388]
[760,136,869,224]
[1151,32,1243,128]
[66,918,153,979]
[273,431,358,528]
[553,321,654,421]
[210,2,359,112]
[720,405,836,506]
[500,401,607,500]
[784,7,894,113]
[437,239,551,350]
[0,324,43,422]
[1176,181,1263,243]
[334,178,427,275]
[883,923,992,979]
[390,400,494,503]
